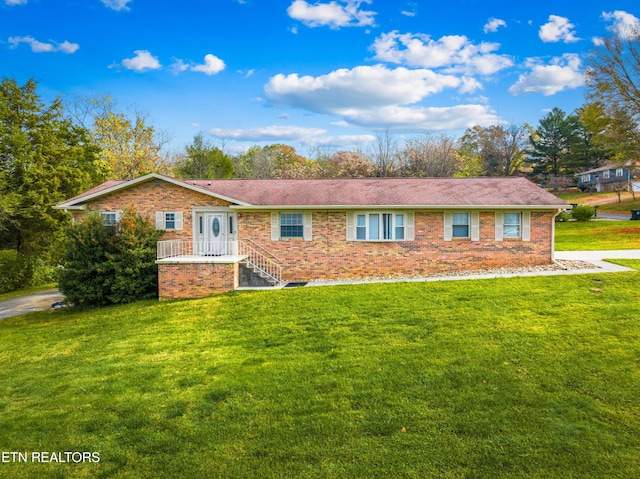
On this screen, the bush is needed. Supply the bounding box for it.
[58,208,163,308]
[555,211,572,222]
[571,205,596,222]
[0,250,28,293]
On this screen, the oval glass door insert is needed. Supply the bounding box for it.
[212,217,221,237]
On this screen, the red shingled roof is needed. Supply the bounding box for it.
[58,174,567,209]
[185,177,566,207]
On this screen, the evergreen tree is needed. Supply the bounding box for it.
[59,208,163,308]
[174,133,234,178]
[528,108,575,180]
[58,212,116,308]
[0,77,105,286]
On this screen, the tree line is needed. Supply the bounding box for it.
[1,27,639,290]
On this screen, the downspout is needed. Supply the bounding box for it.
[551,208,567,269]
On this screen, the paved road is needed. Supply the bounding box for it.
[0,289,65,320]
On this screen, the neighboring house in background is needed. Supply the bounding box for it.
[576,161,640,192]
[55,173,568,300]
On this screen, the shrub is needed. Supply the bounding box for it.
[571,205,596,222]
[0,250,28,293]
[555,211,572,222]
[58,208,163,308]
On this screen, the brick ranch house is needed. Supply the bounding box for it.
[55,173,568,300]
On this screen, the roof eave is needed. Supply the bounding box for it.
[55,173,252,208]
[232,204,568,211]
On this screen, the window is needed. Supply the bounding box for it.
[280,213,303,238]
[496,211,530,242]
[155,211,183,231]
[503,212,521,238]
[452,213,469,238]
[603,170,610,179]
[165,212,176,230]
[354,213,405,241]
[581,174,590,183]
[100,211,118,226]
[616,168,624,177]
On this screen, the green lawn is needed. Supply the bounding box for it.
[555,220,640,250]
[1,265,640,478]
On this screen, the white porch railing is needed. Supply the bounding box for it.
[157,239,282,286]
[157,240,239,259]
[238,240,282,285]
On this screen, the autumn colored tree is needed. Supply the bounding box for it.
[233,144,308,178]
[460,124,530,176]
[317,151,375,178]
[66,94,170,180]
[399,133,461,177]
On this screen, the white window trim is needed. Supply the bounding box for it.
[603,170,610,179]
[496,211,530,242]
[616,168,624,177]
[346,211,413,242]
[271,212,312,241]
[156,211,183,231]
[444,211,479,241]
[100,211,121,226]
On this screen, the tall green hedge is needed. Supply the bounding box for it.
[58,208,163,308]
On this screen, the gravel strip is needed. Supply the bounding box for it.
[307,260,598,286]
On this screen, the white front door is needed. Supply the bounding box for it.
[205,213,226,255]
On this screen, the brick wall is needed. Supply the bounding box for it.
[75,180,231,241]
[239,210,555,282]
[158,262,238,299]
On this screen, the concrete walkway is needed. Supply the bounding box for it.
[0,289,65,320]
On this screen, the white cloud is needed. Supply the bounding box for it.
[602,10,640,39]
[208,125,328,142]
[5,0,27,5]
[508,53,584,96]
[287,0,376,28]
[171,54,226,76]
[119,50,161,72]
[370,31,513,75]
[191,54,226,75]
[337,104,498,130]
[401,10,416,18]
[484,18,506,33]
[263,64,497,130]
[8,36,79,53]
[265,64,476,115]
[101,0,131,11]
[170,58,189,74]
[309,134,377,147]
[539,15,579,43]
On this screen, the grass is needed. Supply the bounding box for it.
[555,220,640,250]
[555,191,640,213]
[1,266,640,478]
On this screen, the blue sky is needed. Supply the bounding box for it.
[2,0,639,155]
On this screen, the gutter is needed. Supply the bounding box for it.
[231,204,570,211]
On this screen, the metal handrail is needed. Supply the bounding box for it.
[242,238,282,262]
[157,239,283,286]
[238,240,282,285]
[157,240,239,259]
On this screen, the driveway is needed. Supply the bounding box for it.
[0,289,65,320]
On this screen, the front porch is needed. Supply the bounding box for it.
[156,239,283,299]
